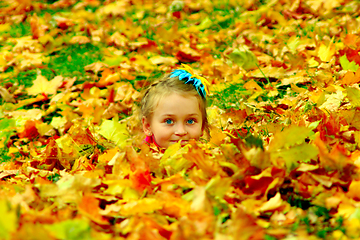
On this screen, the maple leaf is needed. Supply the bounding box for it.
[318,40,336,62]
[26,74,63,96]
[319,90,344,112]
[78,194,109,225]
[340,55,359,72]
[269,126,313,151]
[0,86,15,103]
[98,117,129,148]
[228,46,258,70]
[346,86,360,108]
[176,45,201,62]
[342,69,360,85]
[131,168,152,193]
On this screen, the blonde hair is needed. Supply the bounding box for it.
[140,73,209,135]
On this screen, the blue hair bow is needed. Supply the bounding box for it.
[169,64,209,98]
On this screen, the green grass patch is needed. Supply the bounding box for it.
[44,43,103,82]
[2,43,104,88]
[2,69,38,88]
[1,22,32,39]
[209,82,251,109]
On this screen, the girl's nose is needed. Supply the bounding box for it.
[175,124,187,136]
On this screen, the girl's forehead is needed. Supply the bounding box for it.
[154,92,202,113]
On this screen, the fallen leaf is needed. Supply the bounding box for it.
[26,75,63,96]
[149,56,178,65]
[0,87,15,103]
[69,36,91,44]
[318,40,336,62]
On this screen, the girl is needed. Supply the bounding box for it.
[141,64,210,149]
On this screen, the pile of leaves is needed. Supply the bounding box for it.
[1,0,360,239]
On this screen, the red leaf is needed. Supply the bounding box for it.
[172,11,181,19]
[19,120,40,140]
[131,169,152,193]
[176,47,201,62]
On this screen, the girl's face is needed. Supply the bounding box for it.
[142,92,203,148]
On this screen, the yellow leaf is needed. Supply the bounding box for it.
[149,56,178,65]
[307,57,319,67]
[243,79,263,91]
[346,86,360,108]
[0,23,10,32]
[319,90,344,112]
[318,41,335,62]
[119,198,163,216]
[347,180,360,200]
[98,118,129,148]
[50,116,68,130]
[258,192,285,212]
[26,75,63,96]
[205,175,232,198]
[269,126,312,151]
[0,200,18,240]
[36,122,54,136]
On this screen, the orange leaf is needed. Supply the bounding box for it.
[78,195,109,225]
[55,17,75,30]
[342,69,360,85]
[96,69,120,87]
[18,120,40,139]
[69,36,91,44]
[30,14,48,39]
[131,169,152,193]
[343,34,360,49]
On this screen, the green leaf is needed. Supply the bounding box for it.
[0,118,15,139]
[271,143,319,171]
[245,135,264,150]
[45,219,91,240]
[197,17,213,30]
[340,55,359,72]
[349,208,360,220]
[308,120,321,130]
[0,118,16,149]
[228,46,258,70]
[98,118,129,148]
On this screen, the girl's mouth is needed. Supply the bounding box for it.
[170,140,189,144]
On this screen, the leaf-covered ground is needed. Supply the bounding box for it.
[1,0,360,239]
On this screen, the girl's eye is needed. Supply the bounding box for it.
[165,119,174,124]
[187,119,196,124]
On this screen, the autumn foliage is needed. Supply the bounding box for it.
[1,0,360,239]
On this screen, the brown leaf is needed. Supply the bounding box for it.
[0,86,15,103]
[176,45,201,62]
